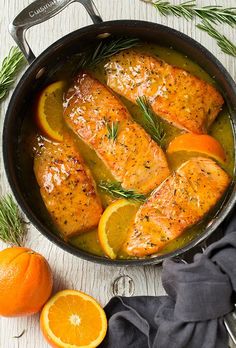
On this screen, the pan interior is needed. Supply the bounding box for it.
[4,22,236,265]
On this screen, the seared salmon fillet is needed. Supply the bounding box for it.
[105,50,224,134]
[63,73,170,194]
[34,136,103,238]
[124,157,230,257]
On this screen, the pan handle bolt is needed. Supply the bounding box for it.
[112,275,135,297]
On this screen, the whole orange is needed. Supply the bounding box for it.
[0,247,53,317]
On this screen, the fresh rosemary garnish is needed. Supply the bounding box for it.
[78,37,140,69]
[143,0,236,56]
[137,96,165,146]
[98,181,146,202]
[13,329,26,339]
[0,50,26,246]
[197,20,236,57]
[0,195,26,246]
[0,47,25,101]
[106,121,119,141]
[144,0,236,26]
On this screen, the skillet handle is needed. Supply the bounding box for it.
[9,0,103,64]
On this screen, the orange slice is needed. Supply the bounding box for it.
[98,199,139,259]
[167,133,226,164]
[36,81,65,142]
[40,289,107,348]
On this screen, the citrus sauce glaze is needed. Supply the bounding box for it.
[19,43,234,259]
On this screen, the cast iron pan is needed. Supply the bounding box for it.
[3,0,236,265]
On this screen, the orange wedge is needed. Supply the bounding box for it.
[36,81,65,142]
[98,199,139,259]
[40,290,107,348]
[167,133,226,164]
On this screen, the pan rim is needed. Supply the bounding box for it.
[3,19,236,266]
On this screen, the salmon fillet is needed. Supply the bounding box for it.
[34,136,103,238]
[63,72,170,194]
[105,50,224,134]
[124,157,230,257]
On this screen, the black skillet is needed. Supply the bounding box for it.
[3,0,236,266]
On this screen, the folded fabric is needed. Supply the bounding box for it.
[100,213,236,348]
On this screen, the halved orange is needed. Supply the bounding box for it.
[36,81,65,142]
[98,199,139,259]
[167,133,226,164]
[40,290,107,348]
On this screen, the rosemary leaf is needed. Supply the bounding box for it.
[13,330,26,339]
[197,20,236,57]
[98,181,146,202]
[0,195,26,246]
[137,96,165,146]
[106,121,119,141]
[145,0,236,26]
[143,1,236,57]
[0,47,25,101]
[78,37,140,69]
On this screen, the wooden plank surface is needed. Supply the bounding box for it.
[0,0,235,347]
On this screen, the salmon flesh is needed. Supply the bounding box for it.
[124,157,231,257]
[105,50,224,134]
[64,72,170,194]
[34,137,103,238]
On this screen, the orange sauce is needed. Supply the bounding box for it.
[19,43,235,259]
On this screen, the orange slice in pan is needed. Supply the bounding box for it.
[98,199,139,259]
[167,133,226,164]
[36,81,65,142]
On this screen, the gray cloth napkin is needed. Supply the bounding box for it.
[100,213,236,348]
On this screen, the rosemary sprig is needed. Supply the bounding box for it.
[143,0,236,56]
[0,49,26,246]
[144,0,236,26]
[106,121,119,141]
[98,181,146,202]
[197,20,236,57]
[0,47,25,101]
[0,195,26,246]
[13,330,26,339]
[137,96,165,146]
[78,37,140,69]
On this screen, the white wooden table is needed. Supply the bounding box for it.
[0,0,235,347]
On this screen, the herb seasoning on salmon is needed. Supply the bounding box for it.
[64,72,170,194]
[105,49,224,134]
[124,157,231,257]
[34,136,103,238]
